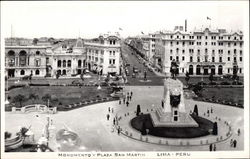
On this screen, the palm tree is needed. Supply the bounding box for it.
[29,93,39,104]
[13,94,27,107]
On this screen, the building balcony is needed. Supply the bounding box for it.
[187,61,226,66]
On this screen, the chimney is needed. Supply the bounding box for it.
[185,19,187,32]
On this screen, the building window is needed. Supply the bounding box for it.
[113,51,115,56]
[58,60,61,67]
[63,60,66,67]
[219,57,222,62]
[109,51,112,56]
[35,69,40,75]
[182,56,185,61]
[100,58,104,63]
[228,50,230,55]
[240,57,242,61]
[234,42,236,46]
[176,56,179,62]
[170,35,173,39]
[205,42,207,45]
[170,56,172,60]
[35,59,40,67]
[67,60,71,67]
[95,57,98,62]
[36,51,40,55]
[212,57,215,62]
[183,36,185,39]
[234,49,237,54]
[78,60,82,67]
[228,68,230,73]
[20,70,25,75]
[234,57,237,62]
[170,49,172,54]
[182,50,185,53]
[240,50,242,55]
[239,68,242,73]
[176,42,179,45]
[190,56,193,62]
[197,57,200,62]
[228,57,230,61]
[109,59,112,64]
[113,59,115,64]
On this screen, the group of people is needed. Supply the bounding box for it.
[204,107,214,117]
[209,143,217,151]
[230,139,238,148]
[119,91,133,107]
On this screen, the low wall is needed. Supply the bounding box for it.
[12,104,57,114]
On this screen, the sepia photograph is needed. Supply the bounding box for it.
[1,1,249,159]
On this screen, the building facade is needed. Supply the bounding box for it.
[5,46,51,78]
[5,33,121,78]
[155,27,244,76]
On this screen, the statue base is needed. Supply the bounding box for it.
[150,107,199,127]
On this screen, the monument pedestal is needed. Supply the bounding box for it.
[150,78,198,128]
[150,107,199,127]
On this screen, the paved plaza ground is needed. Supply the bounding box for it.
[5,86,244,152]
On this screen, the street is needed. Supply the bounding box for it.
[121,42,165,86]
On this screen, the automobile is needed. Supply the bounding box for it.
[125,63,130,67]
[223,74,233,80]
[133,68,139,73]
[83,74,91,78]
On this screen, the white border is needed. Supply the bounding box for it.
[1,1,249,159]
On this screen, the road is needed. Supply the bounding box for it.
[121,42,165,86]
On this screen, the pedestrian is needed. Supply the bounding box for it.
[211,107,213,113]
[106,114,110,121]
[127,95,129,101]
[123,98,126,104]
[119,100,121,105]
[209,144,213,151]
[129,95,132,101]
[111,108,114,113]
[113,118,116,125]
[108,107,110,113]
[127,92,129,96]
[237,128,240,136]
[213,144,216,151]
[126,101,129,107]
[207,109,210,114]
[230,139,233,147]
[233,140,237,148]
[130,91,133,97]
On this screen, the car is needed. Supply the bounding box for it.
[132,73,136,78]
[125,63,130,67]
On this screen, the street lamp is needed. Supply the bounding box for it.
[97,69,101,90]
[5,76,10,105]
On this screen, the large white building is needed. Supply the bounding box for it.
[5,33,122,78]
[155,27,244,76]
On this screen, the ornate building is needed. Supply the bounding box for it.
[5,33,121,78]
[155,27,244,76]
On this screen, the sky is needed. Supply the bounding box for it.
[1,1,249,39]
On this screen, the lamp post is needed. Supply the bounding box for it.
[97,69,101,90]
[5,76,10,105]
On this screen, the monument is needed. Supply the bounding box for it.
[150,60,199,127]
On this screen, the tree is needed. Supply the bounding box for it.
[212,122,218,135]
[13,94,27,107]
[56,72,60,79]
[185,72,190,86]
[33,38,39,45]
[80,73,84,81]
[29,93,39,104]
[209,72,214,83]
[193,104,199,116]
[42,94,52,106]
[192,84,203,97]
[136,105,141,116]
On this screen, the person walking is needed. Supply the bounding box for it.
[237,128,240,136]
[129,95,132,101]
[119,100,121,105]
[106,114,110,121]
[113,118,116,125]
[130,91,133,97]
[123,98,126,104]
[111,108,114,113]
[230,139,233,147]
[108,107,110,113]
[126,101,129,107]
[209,144,213,151]
[211,107,213,114]
[213,144,216,151]
[233,140,237,148]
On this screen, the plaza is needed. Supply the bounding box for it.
[5,85,244,151]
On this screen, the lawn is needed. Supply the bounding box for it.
[199,87,244,105]
[7,86,113,109]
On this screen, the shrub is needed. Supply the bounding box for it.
[220,81,230,85]
[5,132,12,139]
[212,122,218,135]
